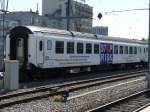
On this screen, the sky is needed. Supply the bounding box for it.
[6,0,150,40]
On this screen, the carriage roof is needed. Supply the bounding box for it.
[9,26,147,45]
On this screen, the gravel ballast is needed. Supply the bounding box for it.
[0,77,148,112]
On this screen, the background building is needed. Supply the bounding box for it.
[92,26,108,36]
[1,11,52,27]
[42,0,93,33]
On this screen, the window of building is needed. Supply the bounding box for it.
[67,42,74,54]
[94,44,99,54]
[125,46,128,54]
[119,46,123,54]
[39,41,43,51]
[77,43,84,54]
[55,41,64,54]
[114,45,118,54]
[129,47,133,54]
[47,40,52,50]
[86,43,92,54]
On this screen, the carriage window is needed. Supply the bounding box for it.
[55,41,64,54]
[139,47,141,53]
[86,43,92,54]
[114,45,118,54]
[125,46,128,54]
[129,47,133,54]
[94,44,99,54]
[134,47,137,54]
[145,48,147,53]
[39,41,43,51]
[77,43,83,54]
[146,48,148,52]
[17,39,22,47]
[144,48,146,53]
[47,40,52,50]
[67,42,74,54]
[119,46,123,54]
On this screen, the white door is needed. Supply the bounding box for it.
[37,39,44,65]
[141,47,146,62]
[17,38,24,65]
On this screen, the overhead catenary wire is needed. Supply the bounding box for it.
[105,8,149,15]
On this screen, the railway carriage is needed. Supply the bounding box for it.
[5,26,148,78]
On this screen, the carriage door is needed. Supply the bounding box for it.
[17,38,24,65]
[37,39,44,64]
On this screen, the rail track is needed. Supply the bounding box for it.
[0,70,147,109]
[87,89,150,112]
[133,102,150,112]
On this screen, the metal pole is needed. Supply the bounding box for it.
[0,1,5,72]
[3,12,5,65]
[67,0,71,31]
[147,0,150,88]
[0,0,6,90]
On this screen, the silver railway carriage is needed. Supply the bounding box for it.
[5,26,148,78]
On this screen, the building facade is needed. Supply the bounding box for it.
[1,11,50,27]
[92,26,108,36]
[42,0,93,33]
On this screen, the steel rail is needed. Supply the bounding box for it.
[133,102,150,112]
[0,70,147,108]
[67,78,145,100]
[0,70,146,100]
[87,89,150,112]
